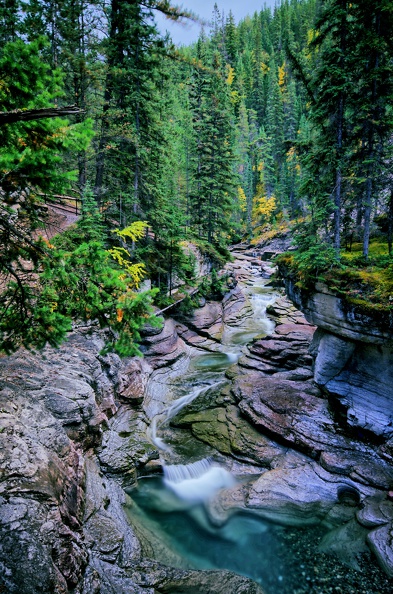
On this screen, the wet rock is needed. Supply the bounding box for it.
[117,358,153,404]
[233,373,338,457]
[141,318,188,368]
[130,559,266,594]
[311,329,356,384]
[173,398,285,467]
[318,518,370,570]
[239,316,315,375]
[379,438,393,463]
[282,277,393,439]
[83,558,153,594]
[320,451,393,490]
[187,300,223,340]
[284,278,393,343]
[357,495,393,528]
[0,330,153,593]
[367,524,393,577]
[223,285,253,325]
[232,372,393,492]
[175,323,218,350]
[246,457,367,526]
[98,407,158,479]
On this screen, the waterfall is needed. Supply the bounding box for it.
[163,458,235,503]
[164,380,225,421]
[150,417,171,452]
[163,458,213,482]
[150,380,227,453]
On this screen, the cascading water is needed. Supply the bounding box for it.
[139,264,280,510]
[125,260,393,594]
[163,458,235,503]
[124,263,287,589]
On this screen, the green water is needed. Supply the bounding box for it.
[191,352,238,372]
[126,477,393,594]
[127,476,289,592]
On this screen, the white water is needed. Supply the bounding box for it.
[163,458,236,503]
[164,379,226,421]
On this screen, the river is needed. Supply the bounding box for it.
[124,258,393,594]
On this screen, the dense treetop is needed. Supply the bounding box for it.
[0,0,392,353]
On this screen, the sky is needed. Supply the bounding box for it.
[154,1,277,46]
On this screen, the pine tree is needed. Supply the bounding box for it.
[189,42,237,247]
[225,11,237,65]
[0,36,93,353]
[349,0,393,258]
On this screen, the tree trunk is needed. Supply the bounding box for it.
[362,8,381,259]
[388,190,393,256]
[0,106,81,125]
[362,169,372,259]
[333,1,347,255]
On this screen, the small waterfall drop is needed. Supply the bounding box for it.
[164,379,225,421]
[163,458,236,503]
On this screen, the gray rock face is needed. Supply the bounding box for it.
[0,331,117,593]
[283,277,393,439]
[0,315,267,593]
[285,279,393,343]
[314,332,393,437]
[312,329,356,384]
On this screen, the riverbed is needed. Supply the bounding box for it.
[125,259,393,594]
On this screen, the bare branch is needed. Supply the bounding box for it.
[0,105,82,126]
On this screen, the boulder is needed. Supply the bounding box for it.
[240,323,315,374]
[141,318,188,368]
[117,358,153,405]
[186,300,224,339]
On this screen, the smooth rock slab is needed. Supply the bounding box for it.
[368,524,393,577]
[247,459,366,526]
[240,322,315,374]
[357,495,393,528]
[141,318,188,368]
[233,373,347,457]
[99,407,158,478]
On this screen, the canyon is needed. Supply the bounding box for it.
[1,245,393,593]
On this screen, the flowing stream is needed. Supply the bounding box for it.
[124,267,392,594]
[126,271,296,592]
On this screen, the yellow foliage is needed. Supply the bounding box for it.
[307,29,318,45]
[116,309,124,322]
[238,187,247,212]
[286,146,296,159]
[261,62,270,75]
[230,89,241,107]
[278,63,286,89]
[226,64,235,86]
[41,237,55,249]
[108,247,146,288]
[108,221,148,289]
[252,190,276,225]
[112,220,148,242]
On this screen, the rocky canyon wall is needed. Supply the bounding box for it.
[283,278,393,443]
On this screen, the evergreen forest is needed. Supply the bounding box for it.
[1,0,393,355]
